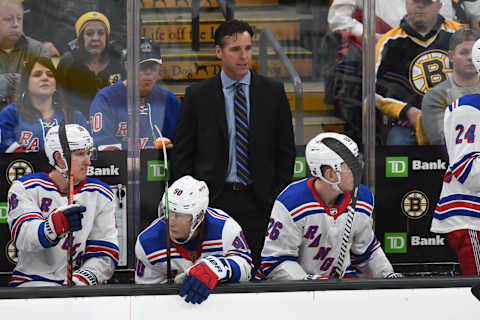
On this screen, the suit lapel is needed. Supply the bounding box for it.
[212,74,228,141]
[249,72,258,149]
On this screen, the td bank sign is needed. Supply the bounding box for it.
[386,157,447,177]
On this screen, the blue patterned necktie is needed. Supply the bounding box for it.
[233,82,250,185]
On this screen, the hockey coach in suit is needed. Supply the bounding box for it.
[173,19,296,269]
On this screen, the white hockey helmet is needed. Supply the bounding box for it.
[161,175,209,243]
[306,132,359,189]
[44,124,94,175]
[472,38,480,74]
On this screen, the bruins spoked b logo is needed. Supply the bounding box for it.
[401,190,429,219]
[6,160,34,184]
[409,49,452,96]
[6,240,18,265]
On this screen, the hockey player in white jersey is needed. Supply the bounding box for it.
[431,39,480,275]
[257,132,400,280]
[135,175,252,304]
[7,124,119,286]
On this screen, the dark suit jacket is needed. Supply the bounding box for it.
[173,71,295,210]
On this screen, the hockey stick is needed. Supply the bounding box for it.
[58,122,74,286]
[321,137,362,279]
[154,125,173,284]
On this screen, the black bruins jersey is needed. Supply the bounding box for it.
[375,16,463,120]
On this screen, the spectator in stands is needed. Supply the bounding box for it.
[451,0,480,30]
[422,28,480,145]
[0,0,49,110]
[325,0,469,145]
[22,0,126,56]
[0,57,87,152]
[57,11,123,119]
[89,38,180,151]
[172,20,296,269]
[329,1,477,39]
[375,0,463,145]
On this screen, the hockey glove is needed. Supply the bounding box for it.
[385,272,404,279]
[72,268,98,286]
[44,204,86,242]
[179,256,232,304]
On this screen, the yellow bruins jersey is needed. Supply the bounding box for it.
[375,16,463,120]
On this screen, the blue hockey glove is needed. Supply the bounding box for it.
[178,256,231,304]
[44,204,86,242]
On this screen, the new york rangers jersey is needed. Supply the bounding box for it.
[432,94,480,233]
[89,81,180,150]
[7,173,120,287]
[0,103,87,152]
[258,178,393,280]
[135,208,253,284]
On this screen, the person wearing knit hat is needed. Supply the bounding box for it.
[56,11,123,119]
[75,11,111,40]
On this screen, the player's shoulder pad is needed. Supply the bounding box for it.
[356,184,374,217]
[138,217,167,254]
[81,177,115,201]
[203,208,230,240]
[276,178,315,212]
[17,172,48,184]
[455,94,480,112]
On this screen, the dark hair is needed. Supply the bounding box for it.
[214,19,254,48]
[16,57,75,123]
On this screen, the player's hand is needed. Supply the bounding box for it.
[385,272,403,279]
[178,256,231,304]
[44,204,86,242]
[72,268,98,286]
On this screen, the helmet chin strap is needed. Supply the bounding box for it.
[319,170,343,194]
[54,153,69,179]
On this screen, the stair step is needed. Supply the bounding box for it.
[141,0,279,9]
[158,46,312,80]
[294,114,346,144]
[142,7,302,43]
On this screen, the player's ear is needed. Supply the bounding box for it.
[53,151,67,169]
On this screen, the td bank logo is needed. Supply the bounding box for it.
[386,157,408,178]
[385,232,407,253]
[147,160,171,181]
[294,157,306,178]
[0,202,7,223]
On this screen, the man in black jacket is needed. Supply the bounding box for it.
[173,20,296,269]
